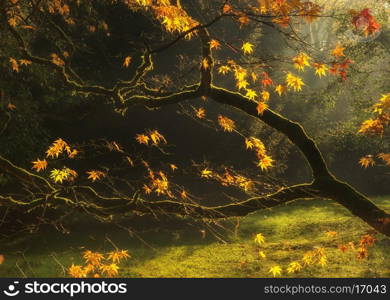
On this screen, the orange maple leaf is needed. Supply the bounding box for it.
[86,170,106,182]
[209,39,221,50]
[359,155,375,168]
[123,56,132,68]
[135,134,150,145]
[32,159,48,172]
[7,103,17,111]
[256,102,268,115]
[331,44,345,57]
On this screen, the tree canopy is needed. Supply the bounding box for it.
[0,0,389,241]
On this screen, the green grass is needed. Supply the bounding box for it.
[0,196,389,278]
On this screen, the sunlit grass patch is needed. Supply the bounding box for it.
[0,197,389,277]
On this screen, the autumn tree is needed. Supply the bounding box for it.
[0,0,389,237]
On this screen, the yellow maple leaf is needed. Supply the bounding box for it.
[275,84,286,96]
[201,168,213,178]
[236,79,249,90]
[149,130,167,145]
[318,256,327,267]
[373,93,390,114]
[241,42,254,55]
[100,263,119,277]
[358,119,384,135]
[32,159,48,172]
[251,72,257,83]
[286,72,304,92]
[201,58,209,70]
[245,138,254,150]
[257,155,274,170]
[254,233,265,245]
[250,137,266,153]
[258,251,266,259]
[108,250,130,263]
[245,89,257,100]
[293,52,311,71]
[195,107,206,119]
[218,65,231,75]
[287,261,302,273]
[50,168,72,183]
[269,265,282,277]
[312,63,328,77]
[234,67,247,81]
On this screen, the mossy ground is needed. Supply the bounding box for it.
[0,196,389,278]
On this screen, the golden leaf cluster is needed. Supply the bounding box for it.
[359,93,390,136]
[245,137,273,171]
[125,0,199,39]
[302,247,327,267]
[68,249,130,278]
[143,168,173,197]
[50,167,77,183]
[136,130,167,146]
[9,57,32,72]
[46,138,78,159]
[50,53,65,67]
[258,0,321,26]
[46,0,74,24]
[217,115,236,132]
